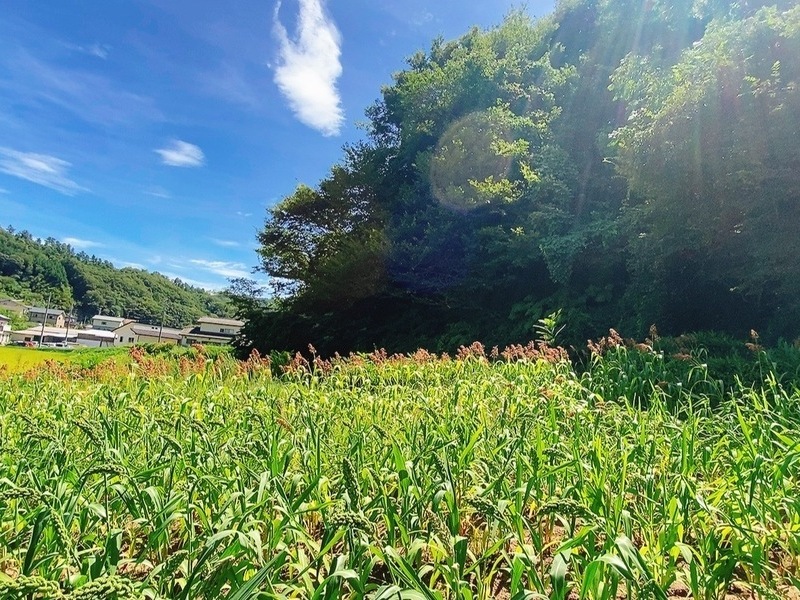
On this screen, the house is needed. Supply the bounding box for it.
[0,298,29,316]
[0,314,9,345]
[91,315,128,331]
[180,316,244,346]
[10,326,77,345]
[28,307,66,328]
[75,329,117,348]
[113,322,183,345]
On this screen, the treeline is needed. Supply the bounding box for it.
[235,0,800,355]
[0,228,231,327]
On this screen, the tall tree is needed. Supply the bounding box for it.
[612,6,800,334]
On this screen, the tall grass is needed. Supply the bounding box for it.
[0,342,798,598]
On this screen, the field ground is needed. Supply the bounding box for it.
[0,341,798,599]
[0,345,74,373]
[0,344,198,374]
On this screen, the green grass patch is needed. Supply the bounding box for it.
[0,345,73,373]
[0,344,208,374]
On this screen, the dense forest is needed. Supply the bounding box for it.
[0,227,231,327]
[232,0,800,356]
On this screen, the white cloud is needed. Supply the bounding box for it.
[0,147,87,195]
[106,256,145,270]
[155,140,205,167]
[62,236,103,249]
[0,188,8,194]
[0,50,162,127]
[86,43,110,59]
[144,186,171,199]
[273,0,344,136]
[235,210,253,217]
[189,259,251,279]
[211,238,241,248]
[160,271,224,291]
[64,42,110,60]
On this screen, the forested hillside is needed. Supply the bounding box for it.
[235,0,800,355]
[0,228,231,327]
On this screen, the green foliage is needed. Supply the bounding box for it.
[240,2,800,355]
[1,348,799,598]
[534,309,566,345]
[0,228,232,327]
[6,311,32,330]
[611,6,800,336]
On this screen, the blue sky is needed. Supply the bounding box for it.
[0,0,554,290]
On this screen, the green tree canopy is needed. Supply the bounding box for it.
[241,2,800,355]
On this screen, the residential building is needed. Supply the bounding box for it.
[91,314,128,331]
[0,314,9,345]
[28,307,66,328]
[10,326,77,345]
[0,298,29,316]
[180,316,244,346]
[75,329,117,348]
[113,322,182,345]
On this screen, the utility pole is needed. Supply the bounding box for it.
[38,293,51,348]
[63,300,73,344]
[158,308,166,343]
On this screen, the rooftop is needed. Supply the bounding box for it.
[130,324,183,340]
[181,326,236,340]
[0,298,28,306]
[76,329,117,340]
[0,313,9,321]
[92,314,126,322]
[28,307,66,315]
[197,316,244,327]
[12,326,77,338]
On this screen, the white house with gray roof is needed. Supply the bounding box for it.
[91,314,128,331]
[180,316,244,346]
[75,329,116,348]
[28,307,65,328]
[113,321,183,345]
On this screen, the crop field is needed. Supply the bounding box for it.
[0,340,798,599]
[0,346,73,374]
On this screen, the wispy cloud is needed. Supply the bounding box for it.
[0,147,87,195]
[210,238,241,248]
[62,236,103,249]
[64,42,110,60]
[0,50,162,127]
[144,186,171,199]
[189,258,250,279]
[155,140,205,167]
[273,0,344,136]
[104,256,145,270]
[235,210,253,217]
[197,62,262,109]
[161,271,225,291]
[0,188,8,194]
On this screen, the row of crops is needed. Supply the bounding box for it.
[0,343,798,598]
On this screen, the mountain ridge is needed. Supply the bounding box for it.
[0,226,234,328]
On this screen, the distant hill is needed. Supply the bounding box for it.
[0,227,233,328]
